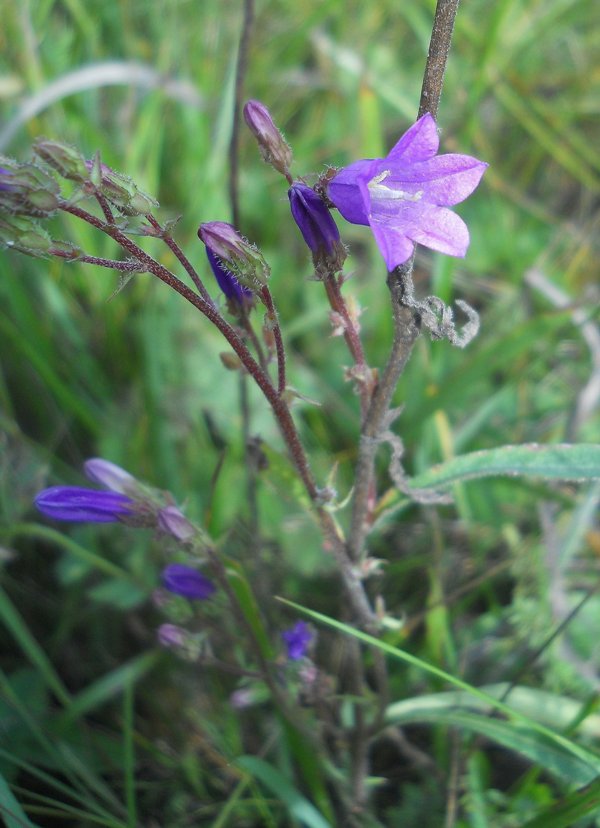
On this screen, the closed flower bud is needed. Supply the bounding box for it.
[33,138,90,182]
[0,215,53,258]
[85,156,158,216]
[198,221,270,290]
[84,457,137,494]
[243,100,292,179]
[288,182,346,275]
[205,248,254,313]
[0,158,59,216]
[158,506,197,542]
[34,486,134,523]
[161,563,216,601]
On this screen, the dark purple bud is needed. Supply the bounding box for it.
[84,458,136,494]
[161,564,216,600]
[281,621,313,660]
[288,182,346,275]
[34,486,134,523]
[243,100,292,179]
[206,248,254,308]
[157,506,197,541]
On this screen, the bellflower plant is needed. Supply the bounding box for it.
[327,113,487,270]
[205,247,254,308]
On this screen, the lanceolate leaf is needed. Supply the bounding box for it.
[409,443,600,491]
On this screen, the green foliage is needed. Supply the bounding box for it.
[0,0,599,824]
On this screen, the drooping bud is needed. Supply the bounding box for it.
[33,138,90,182]
[288,182,346,275]
[198,221,270,289]
[243,100,292,180]
[0,157,59,216]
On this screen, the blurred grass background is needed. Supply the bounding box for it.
[0,0,599,824]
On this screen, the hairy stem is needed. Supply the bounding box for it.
[260,286,286,395]
[418,0,461,119]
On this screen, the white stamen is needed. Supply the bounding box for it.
[368,170,422,202]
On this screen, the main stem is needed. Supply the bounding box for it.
[347,0,461,563]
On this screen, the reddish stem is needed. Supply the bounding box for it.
[260,286,286,396]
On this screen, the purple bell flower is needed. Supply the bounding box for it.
[161,563,216,601]
[281,621,313,660]
[327,113,487,270]
[34,486,134,523]
[288,182,346,274]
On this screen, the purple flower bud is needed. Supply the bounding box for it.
[161,563,216,601]
[34,486,134,523]
[243,100,292,179]
[205,248,254,308]
[157,506,197,541]
[198,221,270,289]
[0,167,15,192]
[83,458,136,494]
[288,182,346,275]
[157,623,188,649]
[281,621,313,660]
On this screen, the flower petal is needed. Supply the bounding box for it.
[405,204,470,257]
[369,221,415,270]
[327,159,374,225]
[382,154,488,206]
[386,113,439,163]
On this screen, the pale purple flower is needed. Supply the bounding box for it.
[288,182,346,273]
[84,458,136,494]
[161,563,216,601]
[281,621,313,660]
[34,486,134,523]
[327,113,487,270]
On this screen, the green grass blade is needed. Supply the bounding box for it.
[236,756,331,828]
[0,586,71,707]
[520,776,600,828]
[0,770,38,828]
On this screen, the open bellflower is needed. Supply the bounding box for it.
[288,182,346,274]
[35,486,134,523]
[327,113,487,270]
[161,563,216,601]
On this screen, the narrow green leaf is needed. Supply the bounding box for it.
[0,770,38,828]
[0,586,71,707]
[236,756,331,828]
[520,776,600,828]
[408,444,600,491]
